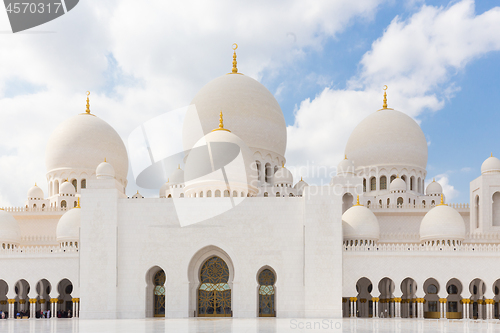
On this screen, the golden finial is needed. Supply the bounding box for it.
[300,176,303,181]
[104,157,107,162]
[178,164,180,169]
[354,195,363,206]
[137,190,139,194]
[344,155,347,160]
[491,152,493,157]
[212,111,231,132]
[282,162,285,168]
[76,197,80,208]
[433,178,435,182]
[85,91,91,114]
[34,182,37,186]
[383,85,388,109]
[231,43,238,74]
[437,193,446,206]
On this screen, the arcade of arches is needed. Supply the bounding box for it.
[147,256,277,318]
[0,278,78,319]
[344,277,500,320]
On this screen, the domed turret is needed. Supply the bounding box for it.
[420,195,465,244]
[183,45,286,164]
[342,196,380,243]
[390,176,406,193]
[184,112,258,197]
[159,179,169,198]
[60,181,76,195]
[274,164,293,186]
[132,190,144,199]
[0,209,21,248]
[426,179,442,196]
[27,183,44,199]
[45,93,129,194]
[337,156,355,176]
[96,159,115,179]
[169,165,185,187]
[345,88,427,173]
[481,154,500,174]
[294,177,309,196]
[56,202,80,247]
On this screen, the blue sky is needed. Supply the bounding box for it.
[0,0,499,205]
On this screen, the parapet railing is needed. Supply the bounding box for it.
[367,203,469,210]
[0,245,78,256]
[0,206,67,213]
[344,243,500,252]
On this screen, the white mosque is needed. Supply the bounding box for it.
[0,45,500,321]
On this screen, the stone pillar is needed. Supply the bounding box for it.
[7,299,15,319]
[372,297,379,318]
[478,300,484,320]
[29,299,37,318]
[416,298,425,319]
[486,299,494,320]
[439,298,447,319]
[50,298,58,318]
[350,297,357,317]
[394,298,401,318]
[72,298,80,318]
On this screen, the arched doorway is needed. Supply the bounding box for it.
[493,279,500,319]
[258,268,276,317]
[423,278,440,318]
[342,193,353,214]
[35,279,51,318]
[14,279,30,318]
[198,256,231,317]
[378,277,395,318]
[153,270,166,317]
[400,278,417,318]
[446,278,462,319]
[57,279,73,317]
[356,277,373,318]
[0,280,7,316]
[469,278,486,319]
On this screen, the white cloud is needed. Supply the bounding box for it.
[0,0,387,206]
[286,0,500,186]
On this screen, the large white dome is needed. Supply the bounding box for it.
[27,184,44,199]
[342,203,380,241]
[481,155,500,174]
[0,210,21,245]
[183,74,287,158]
[56,207,81,242]
[420,204,465,242]
[345,109,428,171]
[45,113,128,183]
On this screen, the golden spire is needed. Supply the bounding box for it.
[104,157,107,163]
[437,193,446,206]
[282,162,285,168]
[383,85,388,109]
[354,195,363,206]
[76,197,80,208]
[300,176,303,181]
[433,178,435,182]
[344,155,347,160]
[491,152,493,157]
[178,164,181,169]
[137,190,139,194]
[85,91,91,114]
[212,111,231,132]
[35,182,37,186]
[231,43,238,74]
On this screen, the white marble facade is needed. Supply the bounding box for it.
[1,52,500,322]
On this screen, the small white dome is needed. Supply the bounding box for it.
[294,178,309,195]
[390,177,406,192]
[274,165,293,185]
[420,203,465,242]
[60,181,76,195]
[96,160,115,179]
[27,184,44,199]
[342,203,380,241]
[0,210,21,245]
[56,207,80,242]
[132,191,144,199]
[337,156,355,176]
[45,113,128,183]
[345,109,428,171]
[426,179,442,195]
[481,155,500,174]
[184,124,258,195]
[169,166,185,186]
[184,73,287,159]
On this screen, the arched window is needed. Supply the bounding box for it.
[363,179,366,192]
[61,200,67,208]
[256,161,261,182]
[207,190,212,197]
[168,194,172,198]
[367,201,371,208]
[81,179,86,189]
[54,180,59,195]
[390,175,396,183]
[198,256,231,317]
[153,270,166,317]
[42,204,45,208]
[223,190,230,197]
[387,198,390,207]
[410,176,414,191]
[422,200,426,207]
[265,163,272,184]
[493,192,500,226]
[276,192,280,197]
[200,192,203,198]
[417,177,421,193]
[232,191,237,197]
[379,199,382,208]
[71,179,77,191]
[380,176,387,190]
[241,192,245,197]
[370,177,376,191]
[258,269,276,317]
[74,201,77,207]
[180,193,184,198]
[397,197,403,207]
[475,195,480,228]
[264,192,269,197]
[215,190,221,197]
[431,200,435,207]
[289,193,294,197]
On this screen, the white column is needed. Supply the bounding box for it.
[373,299,378,318]
[72,301,76,318]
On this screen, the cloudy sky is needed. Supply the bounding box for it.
[0,0,499,206]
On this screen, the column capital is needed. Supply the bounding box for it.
[439,298,447,303]
[50,298,59,303]
[7,299,15,304]
[72,298,80,303]
[29,299,37,304]
[372,297,379,302]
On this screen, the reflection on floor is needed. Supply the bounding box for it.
[1,318,500,333]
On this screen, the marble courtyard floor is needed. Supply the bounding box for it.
[1,318,500,333]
